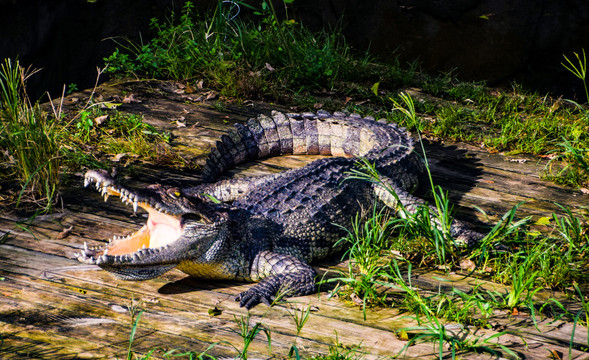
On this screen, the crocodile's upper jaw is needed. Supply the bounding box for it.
[75,170,211,280]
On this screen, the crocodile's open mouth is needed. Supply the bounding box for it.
[97,186,183,256]
[76,170,185,265]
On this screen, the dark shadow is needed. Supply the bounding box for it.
[0,332,84,360]
[158,276,241,295]
[416,140,485,227]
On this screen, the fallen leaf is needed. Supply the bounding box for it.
[122,94,141,103]
[534,216,551,226]
[547,349,563,360]
[313,103,323,109]
[344,97,352,104]
[94,114,108,126]
[184,83,196,94]
[205,91,218,100]
[459,258,476,271]
[581,188,589,194]
[112,153,128,162]
[101,102,120,109]
[511,308,519,316]
[176,120,186,128]
[265,63,275,72]
[479,179,495,184]
[396,329,409,341]
[350,293,363,306]
[208,306,223,317]
[141,297,160,304]
[371,81,380,96]
[56,226,73,239]
[196,79,204,89]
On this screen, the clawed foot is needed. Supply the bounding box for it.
[235,285,275,309]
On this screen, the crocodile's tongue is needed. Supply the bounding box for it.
[106,206,183,256]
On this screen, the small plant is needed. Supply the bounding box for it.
[0,58,62,211]
[309,333,362,360]
[562,49,589,104]
[322,207,393,319]
[287,304,312,359]
[232,312,272,360]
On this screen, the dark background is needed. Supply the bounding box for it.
[1,0,588,100]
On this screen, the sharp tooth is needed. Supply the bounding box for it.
[142,245,146,250]
[84,177,91,187]
[81,250,87,258]
[99,255,108,263]
[103,193,109,202]
[133,200,138,213]
[84,242,88,251]
[103,248,109,255]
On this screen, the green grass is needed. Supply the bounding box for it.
[103,1,373,99]
[0,58,62,211]
[0,58,178,213]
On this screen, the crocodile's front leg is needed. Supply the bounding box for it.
[236,250,316,309]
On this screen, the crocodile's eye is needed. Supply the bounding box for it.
[167,188,182,199]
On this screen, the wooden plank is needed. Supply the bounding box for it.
[2,238,588,359]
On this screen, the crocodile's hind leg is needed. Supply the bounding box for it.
[374,176,484,246]
[236,250,316,309]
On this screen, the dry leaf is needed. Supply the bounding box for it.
[459,258,476,271]
[547,349,563,360]
[184,84,196,94]
[123,94,141,103]
[112,153,128,162]
[94,114,108,126]
[396,329,409,341]
[265,63,275,72]
[196,79,204,89]
[176,120,186,128]
[208,306,223,317]
[350,293,363,306]
[580,188,589,194]
[205,91,218,100]
[56,226,73,239]
[314,103,324,109]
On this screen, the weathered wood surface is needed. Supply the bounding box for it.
[1,81,589,359]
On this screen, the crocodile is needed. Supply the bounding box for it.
[76,110,482,308]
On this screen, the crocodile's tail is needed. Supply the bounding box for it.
[202,110,422,183]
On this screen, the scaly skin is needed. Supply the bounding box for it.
[76,110,481,308]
